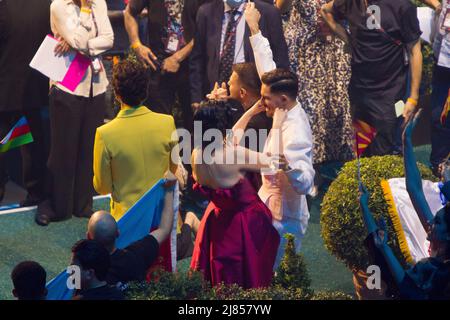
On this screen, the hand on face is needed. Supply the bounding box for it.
[247,99,264,116]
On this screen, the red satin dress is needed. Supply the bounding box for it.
[190,176,280,289]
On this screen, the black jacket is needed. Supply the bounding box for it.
[189,0,289,104]
[0,0,50,112]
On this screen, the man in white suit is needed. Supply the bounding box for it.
[231,3,314,269]
[259,69,315,268]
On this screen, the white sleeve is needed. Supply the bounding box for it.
[249,31,277,78]
[283,116,315,195]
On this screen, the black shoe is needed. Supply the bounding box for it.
[35,212,50,226]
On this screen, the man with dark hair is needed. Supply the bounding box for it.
[71,240,124,300]
[321,0,423,156]
[208,62,272,152]
[11,261,47,300]
[189,0,289,108]
[232,68,315,269]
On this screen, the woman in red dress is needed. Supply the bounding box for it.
[190,100,280,289]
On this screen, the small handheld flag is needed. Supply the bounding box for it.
[0,117,34,153]
[440,89,450,125]
[353,119,377,158]
[353,119,377,183]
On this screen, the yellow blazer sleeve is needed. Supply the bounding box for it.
[93,129,113,195]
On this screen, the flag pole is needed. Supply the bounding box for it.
[357,156,361,183]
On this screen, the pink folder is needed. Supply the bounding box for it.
[60,51,91,92]
[46,34,91,92]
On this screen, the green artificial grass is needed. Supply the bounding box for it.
[0,146,433,300]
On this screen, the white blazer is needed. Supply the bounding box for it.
[258,102,315,234]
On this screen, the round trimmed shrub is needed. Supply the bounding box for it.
[321,155,436,272]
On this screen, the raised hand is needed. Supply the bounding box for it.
[244,2,261,35]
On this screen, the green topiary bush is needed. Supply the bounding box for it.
[273,234,313,297]
[321,155,436,272]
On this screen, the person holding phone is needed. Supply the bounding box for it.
[36,0,114,226]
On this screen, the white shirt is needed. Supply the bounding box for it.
[259,102,315,233]
[220,2,246,64]
[249,31,277,77]
[50,0,114,97]
[248,30,314,230]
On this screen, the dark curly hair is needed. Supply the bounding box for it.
[193,100,236,150]
[112,59,149,107]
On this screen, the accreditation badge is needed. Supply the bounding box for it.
[165,32,179,53]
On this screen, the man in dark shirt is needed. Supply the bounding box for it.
[71,240,125,300]
[86,182,175,286]
[124,0,207,132]
[207,62,272,151]
[0,0,50,206]
[321,0,423,156]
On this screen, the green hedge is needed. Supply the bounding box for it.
[125,234,353,300]
[321,156,436,272]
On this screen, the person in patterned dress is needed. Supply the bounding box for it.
[276,0,354,169]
